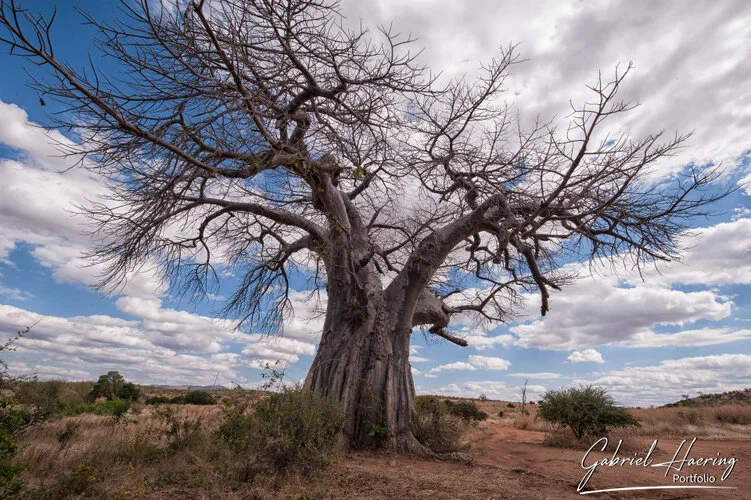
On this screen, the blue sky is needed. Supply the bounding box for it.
[1,0,750,406]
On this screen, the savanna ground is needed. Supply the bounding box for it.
[5,385,751,499]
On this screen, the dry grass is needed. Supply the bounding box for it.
[13,404,228,498]
[7,391,751,497]
[628,404,751,440]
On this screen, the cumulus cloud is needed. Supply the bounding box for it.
[636,218,751,287]
[0,283,32,301]
[429,361,477,373]
[510,280,731,350]
[567,349,605,364]
[429,355,511,373]
[589,354,751,406]
[342,0,751,178]
[508,372,562,380]
[467,355,511,371]
[435,381,548,401]
[0,299,317,386]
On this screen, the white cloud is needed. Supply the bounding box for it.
[429,361,477,373]
[0,301,311,386]
[567,349,605,364]
[589,354,751,406]
[467,355,511,371]
[508,372,562,380]
[511,280,731,350]
[621,328,751,348]
[0,283,32,301]
[342,1,751,179]
[434,380,548,401]
[637,218,751,287]
[739,171,751,196]
[0,101,78,170]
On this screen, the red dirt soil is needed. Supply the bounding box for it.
[471,426,751,499]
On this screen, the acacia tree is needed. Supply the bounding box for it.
[0,0,726,453]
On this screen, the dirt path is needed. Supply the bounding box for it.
[472,425,751,499]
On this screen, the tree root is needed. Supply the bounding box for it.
[392,433,474,465]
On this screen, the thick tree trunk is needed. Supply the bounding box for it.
[304,281,426,452]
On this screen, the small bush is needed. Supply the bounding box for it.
[250,388,343,474]
[153,406,204,452]
[506,403,516,408]
[184,390,216,405]
[498,410,504,417]
[443,400,488,422]
[538,385,639,441]
[678,409,701,426]
[414,396,469,452]
[13,379,85,417]
[0,398,29,496]
[216,387,343,475]
[145,396,171,405]
[214,399,253,454]
[66,399,131,418]
[513,413,532,430]
[57,421,80,448]
[414,412,468,453]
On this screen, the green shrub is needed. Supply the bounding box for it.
[13,379,86,417]
[57,421,80,448]
[66,399,131,418]
[183,390,216,405]
[214,399,253,454]
[217,387,343,474]
[169,396,186,404]
[537,385,639,441]
[118,383,141,402]
[506,403,516,408]
[413,396,469,453]
[0,398,29,496]
[444,400,488,422]
[145,396,171,405]
[153,406,204,452]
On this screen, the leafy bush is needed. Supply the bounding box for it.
[13,379,87,418]
[506,403,516,408]
[216,387,343,474]
[0,398,29,496]
[153,406,204,452]
[117,383,141,402]
[145,396,171,405]
[415,412,468,453]
[57,421,81,448]
[214,399,253,454]
[184,390,216,405]
[444,400,488,422]
[537,385,639,441]
[414,396,468,453]
[66,399,131,418]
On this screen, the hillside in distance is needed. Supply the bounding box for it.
[662,388,751,408]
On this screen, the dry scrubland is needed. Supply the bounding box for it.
[3,383,751,499]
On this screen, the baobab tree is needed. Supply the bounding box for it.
[0,0,726,454]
